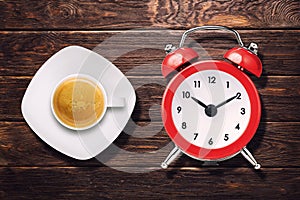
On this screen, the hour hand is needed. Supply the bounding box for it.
[191,97,207,108]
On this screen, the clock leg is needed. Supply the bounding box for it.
[161,146,182,169]
[241,147,261,170]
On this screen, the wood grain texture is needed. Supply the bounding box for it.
[149,0,300,29]
[0,0,299,30]
[0,167,299,199]
[0,76,299,122]
[0,0,299,199]
[0,30,299,76]
[0,121,299,168]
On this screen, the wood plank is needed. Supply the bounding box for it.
[0,121,299,167]
[0,30,299,76]
[1,1,299,199]
[0,76,299,122]
[0,167,298,199]
[0,0,299,30]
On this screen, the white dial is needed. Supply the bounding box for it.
[171,70,251,149]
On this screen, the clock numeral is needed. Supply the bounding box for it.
[224,134,229,141]
[193,133,198,140]
[177,106,182,114]
[235,123,240,130]
[208,138,213,145]
[241,108,246,115]
[182,122,187,129]
[182,91,190,98]
[236,92,241,99]
[194,80,201,88]
[208,76,216,84]
[226,81,230,88]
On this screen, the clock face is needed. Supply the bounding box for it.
[162,61,261,160]
[171,70,251,149]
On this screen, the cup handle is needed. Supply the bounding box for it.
[107,98,125,107]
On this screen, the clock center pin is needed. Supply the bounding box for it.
[205,104,218,117]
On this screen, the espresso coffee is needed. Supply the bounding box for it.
[52,76,105,129]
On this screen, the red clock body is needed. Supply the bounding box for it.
[162,60,261,160]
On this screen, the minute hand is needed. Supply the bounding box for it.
[215,94,238,109]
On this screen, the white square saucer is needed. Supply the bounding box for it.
[21,46,136,160]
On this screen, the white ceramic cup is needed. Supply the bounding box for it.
[51,74,124,130]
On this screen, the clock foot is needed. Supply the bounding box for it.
[161,146,182,169]
[241,147,261,170]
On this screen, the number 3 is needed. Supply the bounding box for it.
[241,108,245,115]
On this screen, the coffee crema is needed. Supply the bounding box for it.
[52,77,105,129]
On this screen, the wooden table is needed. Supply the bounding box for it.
[0,0,299,199]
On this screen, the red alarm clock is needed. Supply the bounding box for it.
[161,26,262,169]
